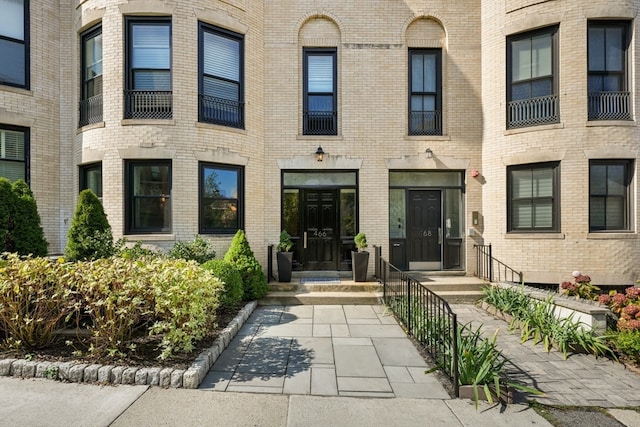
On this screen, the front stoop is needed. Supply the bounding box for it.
[259,281,382,305]
[410,274,488,304]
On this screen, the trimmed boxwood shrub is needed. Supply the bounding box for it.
[223,230,268,300]
[0,178,48,256]
[65,189,113,261]
[168,235,216,264]
[201,259,244,308]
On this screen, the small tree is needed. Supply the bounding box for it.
[223,230,268,300]
[10,180,48,256]
[65,189,113,261]
[201,259,244,308]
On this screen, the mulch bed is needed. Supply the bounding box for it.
[0,304,243,371]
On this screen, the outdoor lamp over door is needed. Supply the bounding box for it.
[425,147,433,159]
[315,146,325,162]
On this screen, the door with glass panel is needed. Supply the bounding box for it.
[407,190,442,270]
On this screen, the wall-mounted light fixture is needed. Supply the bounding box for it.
[425,147,433,159]
[315,146,325,162]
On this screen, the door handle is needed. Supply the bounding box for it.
[438,227,442,245]
[304,232,308,249]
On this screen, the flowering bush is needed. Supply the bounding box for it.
[560,271,600,301]
[597,286,640,332]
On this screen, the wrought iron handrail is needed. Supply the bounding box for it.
[378,257,459,397]
[508,94,559,129]
[199,94,244,128]
[124,90,172,119]
[303,110,337,135]
[78,94,103,127]
[409,110,442,135]
[474,244,522,283]
[588,91,631,121]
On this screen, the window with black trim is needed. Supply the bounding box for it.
[125,160,171,234]
[507,162,559,232]
[198,23,244,128]
[0,125,28,183]
[303,48,337,135]
[80,162,102,199]
[588,21,631,121]
[199,163,243,234]
[0,0,28,88]
[589,160,633,231]
[507,26,558,129]
[409,49,442,135]
[79,25,103,127]
[124,17,172,119]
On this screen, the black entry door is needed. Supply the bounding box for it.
[303,189,338,270]
[407,190,441,269]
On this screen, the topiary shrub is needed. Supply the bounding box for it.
[65,189,113,261]
[201,259,244,309]
[0,177,16,252]
[168,235,216,264]
[223,230,268,300]
[10,180,48,256]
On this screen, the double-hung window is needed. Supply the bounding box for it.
[588,21,630,121]
[79,25,103,126]
[507,27,558,129]
[303,48,337,135]
[199,163,243,234]
[507,162,559,232]
[409,49,442,135]
[0,125,28,183]
[125,160,172,234]
[125,18,172,119]
[199,23,244,128]
[589,160,633,231]
[0,0,28,88]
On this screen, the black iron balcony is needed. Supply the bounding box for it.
[588,91,631,121]
[78,95,103,127]
[409,110,442,135]
[508,94,559,129]
[124,90,172,120]
[199,95,244,129]
[303,111,337,135]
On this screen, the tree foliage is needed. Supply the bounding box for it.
[0,177,47,256]
[65,189,113,261]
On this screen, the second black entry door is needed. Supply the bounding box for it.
[407,190,442,269]
[303,189,338,270]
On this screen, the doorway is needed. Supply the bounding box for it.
[303,189,338,270]
[408,190,442,270]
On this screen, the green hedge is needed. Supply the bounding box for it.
[201,259,244,309]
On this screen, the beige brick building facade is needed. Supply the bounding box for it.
[0,0,637,286]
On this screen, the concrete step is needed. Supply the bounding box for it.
[268,282,382,293]
[433,290,485,304]
[258,291,383,305]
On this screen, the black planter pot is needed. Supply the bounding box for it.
[277,251,293,282]
[351,251,369,282]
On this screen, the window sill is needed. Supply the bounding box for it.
[76,121,105,134]
[587,232,636,240]
[124,234,175,241]
[504,233,565,239]
[404,134,450,141]
[195,121,247,135]
[121,119,176,126]
[296,134,344,141]
[585,120,635,127]
[0,85,31,96]
[504,122,564,136]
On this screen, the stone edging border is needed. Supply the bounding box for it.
[0,301,257,389]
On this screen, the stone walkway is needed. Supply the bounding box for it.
[199,305,450,399]
[452,304,640,408]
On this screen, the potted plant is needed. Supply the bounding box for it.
[351,232,369,282]
[276,230,294,282]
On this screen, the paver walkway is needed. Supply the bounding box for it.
[199,305,450,399]
[452,304,640,408]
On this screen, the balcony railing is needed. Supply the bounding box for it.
[508,94,559,129]
[303,111,337,135]
[199,95,244,129]
[409,110,442,135]
[78,95,103,127]
[124,90,172,120]
[588,91,631,121]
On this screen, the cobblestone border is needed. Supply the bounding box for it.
[0,301,257,389]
